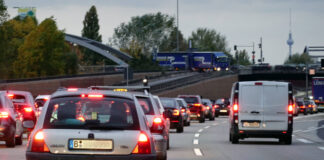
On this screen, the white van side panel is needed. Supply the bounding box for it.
[262,85,288,131]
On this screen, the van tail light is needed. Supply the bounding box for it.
[288,104,293,113]
[24,107,33,113]
[173,109,180,116]
[181,108,186,113]
[31,131,50,152]
[151,117,164,133]
[233,84,239,125]
[233,104,239,112]
[132,132,151,154]
[0,111,9,118]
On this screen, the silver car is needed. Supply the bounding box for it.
[25,88,157,160]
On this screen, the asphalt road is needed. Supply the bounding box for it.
[1,113,324,160]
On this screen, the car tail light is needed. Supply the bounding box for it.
[31,131,50,152]
[151,117,164,133]
[7,93,14,99]
[193,103,201,107]
[206,106,210,110]
[132,132,151,154]
[173,109,180,116]
[300,105,305,108]
[0,111,9,118]
[213,105,219,108]
[88,94,104,98]
[308,104,311,108]
[233,83,239,124]
[181,108,186,113]
[24,107,33,113]
[67,88,78,92]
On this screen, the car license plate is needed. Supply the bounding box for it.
[69,139,113,150]
[242,122,260,128]
[190,114,197,118]
[220,110,227,113]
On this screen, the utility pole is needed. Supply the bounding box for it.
[176,0,179,52]
[259,37,263,64]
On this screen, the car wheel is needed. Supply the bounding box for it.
[284,135,292,145]
[177,124,184,133]
[167,137,170,150]
[231,134,239,144]
[15,134,23,145]
[188,121,191,126]
[304,111,307,115]
[229,132,232,142]
[215,113,219,117]
[6,128,16,148]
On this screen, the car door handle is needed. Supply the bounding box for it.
[251,111,260,114]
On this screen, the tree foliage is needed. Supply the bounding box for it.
[159,27,187,52]
[112,12,175,57]
[232,50,251,66]
[189,28,230,53]
[0,0,9,25]
[81,5,105,65]
[13,18,76,78]
[284,53,313,64]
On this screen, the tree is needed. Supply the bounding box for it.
[13,18,77,78]
[81,5,104,65]
[189,28,230,53]
[284,53,313,64]
[0,16,38,79]
[232,50,251,66]
[159,27,187,52]
[0,0,9,25]
[112,12,175,57]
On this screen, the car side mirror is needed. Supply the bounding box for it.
[23,120,35,129]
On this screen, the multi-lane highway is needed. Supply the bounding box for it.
[2,113,323,160]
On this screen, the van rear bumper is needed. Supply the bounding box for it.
[238,130,291,139]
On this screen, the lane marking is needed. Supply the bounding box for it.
[297,138,314,144]
[204,126,210,129]
[193,139,199,144]
[301,126,324,133]
[318,147,324,151]
[194,133,200,138]
[198,129,203,132]
[293,130,301,133]
[194,148,203,156]
[294,113,324,120]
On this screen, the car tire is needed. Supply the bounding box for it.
[187,121,191,126]
[304,111,307,115]
[15,134,23,145]
[176,125,184,133]
[231,134,239,144]
[167,137,170,150]
[215,113,219,117]
[229,132,232,142]
[284,135,292,145]
[6,128,16,148]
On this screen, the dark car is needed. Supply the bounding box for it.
[178,95,206,123]
[296,100,308,115]
[215,98,230,115]
[202,99,215,120]
[175,98,191,126]
[0,91,24,147]
[160,98,184,133]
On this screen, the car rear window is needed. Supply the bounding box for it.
[160,98,177,108]
[43,96,139,130]
[10,94,26,103]
[215,99,225,104]
[180,97,198,104]
[136,97,155,115]
[35,99,47,108]
[202,99,212,106]
[297,101,304,106]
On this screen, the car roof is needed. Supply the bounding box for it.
[35,95,51,99]
[6,90,32,95]
[51,88,134,99]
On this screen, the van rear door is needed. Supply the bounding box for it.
[262,83,288,131]
[239,84,263,130]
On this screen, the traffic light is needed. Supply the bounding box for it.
[234,45,237,51]
[321,59,324,68]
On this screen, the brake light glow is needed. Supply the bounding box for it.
[67,88,78,92]
[213,105,219,108]
[24,107,33,113]
[153,117,162,124]
[173,109,180,116]
[233,104,238,112]
[88,94,104,98]
[31,131,49,152]
[0,112,9,118]
[7,93,14,99]
[132,132,151,154]
[288,105,293,112]
[206,106,210,110]
[193,103,201,107]
[181,108,186,113]
[300,105,305,108]
[81,94,86,98]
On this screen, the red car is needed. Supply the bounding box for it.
[7,91,37,128]
[178,95,206,123]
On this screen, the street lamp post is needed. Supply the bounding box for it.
[176,0,179,52]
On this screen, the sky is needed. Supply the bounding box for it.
[4,0,324,65]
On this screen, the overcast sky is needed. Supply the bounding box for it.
[4,0,324,64]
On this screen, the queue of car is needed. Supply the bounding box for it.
[0,82,321,159]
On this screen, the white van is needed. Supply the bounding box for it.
[229,81,293,144]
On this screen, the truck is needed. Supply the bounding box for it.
[312,77,324,111]
[156,52,229,71]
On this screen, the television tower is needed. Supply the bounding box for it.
[286,9,294,60]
